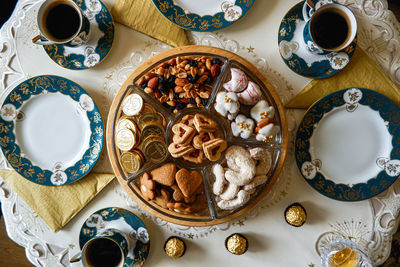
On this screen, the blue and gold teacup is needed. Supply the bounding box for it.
[32,0,90,47]
[302,0,357,55]
[71,228,128,267]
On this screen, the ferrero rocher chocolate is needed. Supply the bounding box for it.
[225,233,248,255]
[120,151,143,173]
[164,236,186,258]
[284,203,307,227]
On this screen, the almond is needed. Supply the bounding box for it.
[147,77,159,89]
[168,58,176,66]
[205,59,212,70]
[144,72,157,80]
[211,64,220,77]
[157,62,167,69]
[175,78,189,86]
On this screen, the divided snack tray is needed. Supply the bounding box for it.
[106,46,288,226]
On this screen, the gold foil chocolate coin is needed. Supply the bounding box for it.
[115,129,136,151]
[116,118,138,133]
[141,103,156,114]
[164,236,186,258]
[122,93,143,116]
[284,203,307,227]
[142,123,164,139]
[137,113,162,130]
[225,233,248,255]
[143,137,168,164]
[120,151,142,173]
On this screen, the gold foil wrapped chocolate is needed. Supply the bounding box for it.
[142,135,168,164]
[115,129,137,151]
[284,203,307,227]
[122,93,143,116]
[164,236,186,258]
[225,233,248,255]
[120,151,143,173]
[137,113,162,130]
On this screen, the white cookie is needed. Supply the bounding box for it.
[256,124,280,142]
[237,81,263,105]
[250,100,275,123]
[231,114,255,139]
[223,68,248,92]
[214,91,240,119]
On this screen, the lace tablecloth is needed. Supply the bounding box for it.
[1,0,400,266]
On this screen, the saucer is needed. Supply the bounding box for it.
[295,88,400,201]
[152,0,254,31]
[79,207,150,266]
[0,75,104,186]
[43,0,114,70]
[278,1,357,78]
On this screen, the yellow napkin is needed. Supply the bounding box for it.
[0,170,114,232]
[112,0,190,47]
[286,48,400,108]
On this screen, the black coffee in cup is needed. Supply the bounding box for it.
[310,9,349,50]
[42,1,81,41]
[85,238,122,267]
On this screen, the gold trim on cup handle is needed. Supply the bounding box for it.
[306,0,315,9]
[69,252,82,263]
[32,34,54,45]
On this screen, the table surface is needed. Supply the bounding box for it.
[1,0,400,266]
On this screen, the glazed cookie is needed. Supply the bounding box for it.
[140,173,156,200]
[237,81,263,106]
[250,100,275,123]
[223,68,247,92]
[214,91,240,119]
[231,114,255,139]
[256,124,280,142]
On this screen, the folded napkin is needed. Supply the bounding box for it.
[286,48,400,108]
[0,170,114,232]
[111,0,190,47]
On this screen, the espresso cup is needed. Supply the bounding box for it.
[302,0,357,55]
[70,228,128,267]
[32,0,90,47]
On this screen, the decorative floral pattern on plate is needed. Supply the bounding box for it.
[42,0,114,70]
[0,75,104,186]
[152,0,254,32]
[278,1,357,78]
[295,88,400,201]
[80,207,150,266]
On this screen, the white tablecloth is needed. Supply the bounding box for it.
[1,0,400,266]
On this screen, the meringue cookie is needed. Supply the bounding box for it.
[214,91,240,119]
[250,100,275,123]
[237,81,263,105]
[223,68,248,92]
[231,114,255,139]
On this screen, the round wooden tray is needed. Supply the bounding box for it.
[106,46,288,226]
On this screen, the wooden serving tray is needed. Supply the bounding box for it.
[106,46,288,226]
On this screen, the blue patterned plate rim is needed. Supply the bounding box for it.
[0,75,104,186]
[43,0,114,70]
[152,0,254,32]
[277,1,357,79]
[295,88,400,201]
[79,207,150,266]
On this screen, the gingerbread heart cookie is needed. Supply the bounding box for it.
[193,113,217,132]
[172,123,196,145]
[168,143,194,158]
[175,169,203,198]
[202,138,228,162]
[150,162,176,186]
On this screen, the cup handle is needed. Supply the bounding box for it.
[69,252,82,263]
[302,1,313,22]
[32,35,54,45]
